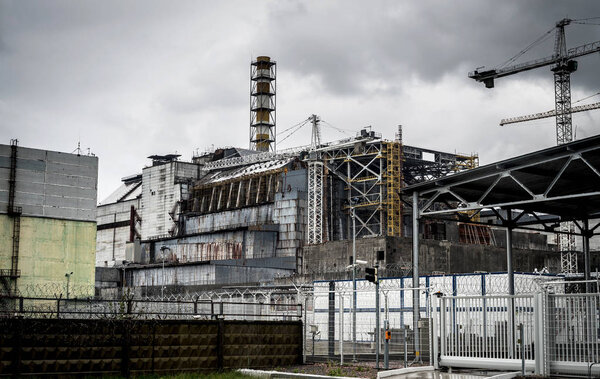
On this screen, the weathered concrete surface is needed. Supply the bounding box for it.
[301,234,590,280]
[0,215,96,295]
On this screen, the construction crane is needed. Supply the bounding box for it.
[469,18,600,145]
[500,101,600,126]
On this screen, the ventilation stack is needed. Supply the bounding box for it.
[250,56,276,152]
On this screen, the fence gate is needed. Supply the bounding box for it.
[435,294,538,372]
[434,292,600,377]
[546,293,600,376]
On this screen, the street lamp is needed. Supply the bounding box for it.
[160,246,171,300]
[65,271,73,299]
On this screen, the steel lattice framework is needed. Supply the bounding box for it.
[307,161,324,244]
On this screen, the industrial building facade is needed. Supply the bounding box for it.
[0,141,98,298]
[93,57,561,295]
[92,125,561,296]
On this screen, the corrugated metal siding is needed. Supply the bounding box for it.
[0,144,98,221]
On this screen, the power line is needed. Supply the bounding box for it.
[320,119,353,135]
[277,117,311,136]
[277,119,311,145]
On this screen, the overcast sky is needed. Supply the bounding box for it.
[1,1,600,201]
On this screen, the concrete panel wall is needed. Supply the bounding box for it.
[129,262,292,287]
[273,190,306,258]
[302,235,571,281]
[131,264,216,287]
[0,145,98,222]
[144,230,278,264]
[175,162,200,182]
[185,205,273,234]
[140,162,200,239]
[96,226,130,266]
[96,199,140,267]
[141,163,178,238]
[0,215,96,295]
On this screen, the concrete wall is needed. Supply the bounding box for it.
[0,215,96,295]
[273,189,306,259]
[185,205,273,234]
[143,230,278,264]
[302,235,573,281]
[96,198,139,266]
[128,262,292,287]
[0,145,98,221]
[141,161,199,239]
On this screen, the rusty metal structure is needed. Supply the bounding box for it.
[95,125,479,295]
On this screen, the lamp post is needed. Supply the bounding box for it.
[160,246,170,300]
[350,206,357,362]
[65,271,73,299]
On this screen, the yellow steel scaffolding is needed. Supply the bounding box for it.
[385,141,402,236]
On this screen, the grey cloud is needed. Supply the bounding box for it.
[1,0,599,199]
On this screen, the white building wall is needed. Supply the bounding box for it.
[95,198,139,267]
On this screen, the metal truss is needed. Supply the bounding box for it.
[414,149,600,224]
[322,141,385,239]
[403,145,478,185]
[307,161,324,244]
[559,221,577,274]
[554,67,573,145]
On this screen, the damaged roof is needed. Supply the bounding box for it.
[197,158,293,186]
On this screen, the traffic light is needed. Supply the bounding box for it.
[365,267,378,283]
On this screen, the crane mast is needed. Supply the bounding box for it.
[469,18,600,145]
[471,18,600,274]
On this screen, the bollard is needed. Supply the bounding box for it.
[384,320,390,369]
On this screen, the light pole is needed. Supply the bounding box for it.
[351,206,357,362]
[160,246,170,300]
[65,271,73,299]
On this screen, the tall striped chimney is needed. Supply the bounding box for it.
[250,56,276,152]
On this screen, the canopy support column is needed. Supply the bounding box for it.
[412,191,420,359]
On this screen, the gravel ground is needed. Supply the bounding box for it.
[274,361,420,378]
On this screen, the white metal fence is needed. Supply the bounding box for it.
[433,290,600,377]
[547,292,600,376]
[302,273,555,367]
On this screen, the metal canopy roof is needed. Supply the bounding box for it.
[402,134,600,223]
